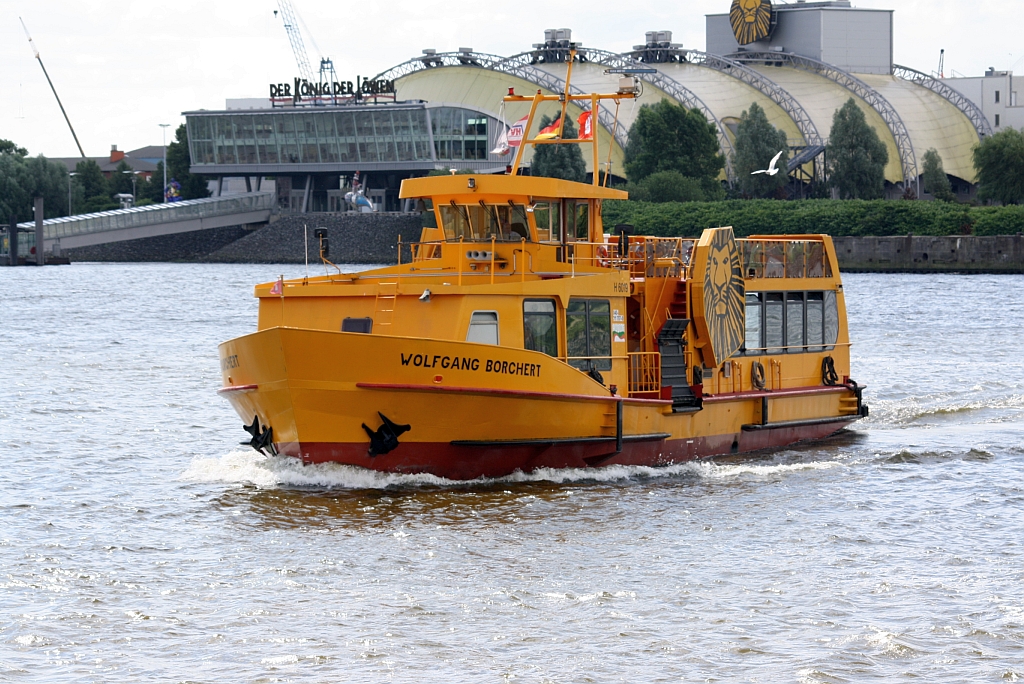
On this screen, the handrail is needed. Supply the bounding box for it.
[16,192,276,242]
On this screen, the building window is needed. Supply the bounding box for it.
[995,90,1001,103]
[467,311,499,345]
[566,299,611,371]
[524,299,558,357]
[996,114,1001,127]
[1013,92,1018,107]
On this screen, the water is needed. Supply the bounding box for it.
[2,264,1023,682]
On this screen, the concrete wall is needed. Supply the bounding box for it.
[833,235,1024,273]
[942,72,1024,133]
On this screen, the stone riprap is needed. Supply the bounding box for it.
[203,213,423,265]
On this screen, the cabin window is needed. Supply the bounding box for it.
[824,291,839,350]
[566,298,611,371]
[786,292,805,352]
[744,293,762,354]
[532,201,561,242]
[765,293,784,354]
[439,203,529,242]
[570,201,589,241]
[746,290,839,355]
[467,311,499,345]
[806,292,824,351]
[523,299,558,357]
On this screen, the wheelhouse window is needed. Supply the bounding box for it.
[467,311,499,345]
[532,201,561,243]
[566,298,611,371]
[439,202,530,241]
[523,299,558,357]
[570,201,589,241]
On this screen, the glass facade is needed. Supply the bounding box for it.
[186,105,496,167]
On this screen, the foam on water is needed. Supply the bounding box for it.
[181,449,844,490]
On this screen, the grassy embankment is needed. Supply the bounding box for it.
[601,200,1024,238]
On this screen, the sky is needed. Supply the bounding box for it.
[1,0,1021,159]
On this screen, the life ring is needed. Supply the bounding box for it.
[821,355,839,386]
[751,361,766,390]
[596,244,610,267]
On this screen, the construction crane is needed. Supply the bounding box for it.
[936,49,945,79]
[276,0,315,84]
[20,17,85,158]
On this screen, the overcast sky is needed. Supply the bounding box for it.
[1,0,1020,159]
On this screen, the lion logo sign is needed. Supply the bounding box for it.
[730,0,774,46]
[690,227,745,369]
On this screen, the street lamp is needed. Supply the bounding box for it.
[159,123,170,202]
[68,171,77,216]
[122,170,139,205]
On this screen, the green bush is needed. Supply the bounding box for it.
[600,199,1024,237]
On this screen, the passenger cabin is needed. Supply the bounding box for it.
[254,175,848,408]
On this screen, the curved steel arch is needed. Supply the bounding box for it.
[501,47,738,182]
[729,51,918,188]
[892,64,993,140]
[623,47,822,148]
[372,51,630,149]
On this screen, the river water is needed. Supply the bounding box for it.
[1,263,1022,682]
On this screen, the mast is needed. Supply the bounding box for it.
[20,17,85,159]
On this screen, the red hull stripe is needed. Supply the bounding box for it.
[356,382,671,405]
[284,419,858,480]
[217,384,259,394]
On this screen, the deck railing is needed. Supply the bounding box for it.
[737,238,833,279]
[628,352,661,394]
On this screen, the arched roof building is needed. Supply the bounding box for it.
[184,1,993,210]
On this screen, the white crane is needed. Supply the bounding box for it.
[276,0,314,84]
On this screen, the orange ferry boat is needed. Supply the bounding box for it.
[217,54,867,480]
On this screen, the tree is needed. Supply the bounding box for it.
[0,140,70,220]
[530,115,586,182]
[973,128,1024,205]
[826,98,889,200]
[137,162,167,203]
[166,123,211,200]
[630,171,707,202]
[74,159,119,213]
[733,102,790,198]
[0,139,28,156]
[624,99,725,198]
[921,148,955,202]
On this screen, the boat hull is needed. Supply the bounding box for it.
[218,327,862,480]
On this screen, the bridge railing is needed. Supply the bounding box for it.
[16,192,276,242]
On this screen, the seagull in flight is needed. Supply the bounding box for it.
[752,150,784,176]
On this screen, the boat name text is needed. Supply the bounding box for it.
[220,354,239,371]
[401,353,541,377]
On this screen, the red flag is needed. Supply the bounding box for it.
[536,118,561,140]
[270,276,284,295]
[577,110,593,140]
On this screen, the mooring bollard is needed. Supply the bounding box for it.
[34,197,44,266]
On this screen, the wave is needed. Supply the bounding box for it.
[868,393,1024,427]
[180,450,845,491]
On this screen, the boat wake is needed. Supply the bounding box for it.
[868,392,1024,427]
[180,449,845,490]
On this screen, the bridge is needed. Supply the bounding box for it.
[3,192,275,257]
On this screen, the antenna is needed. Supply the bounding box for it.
[20,17,86,158]
[936,48,945,79]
